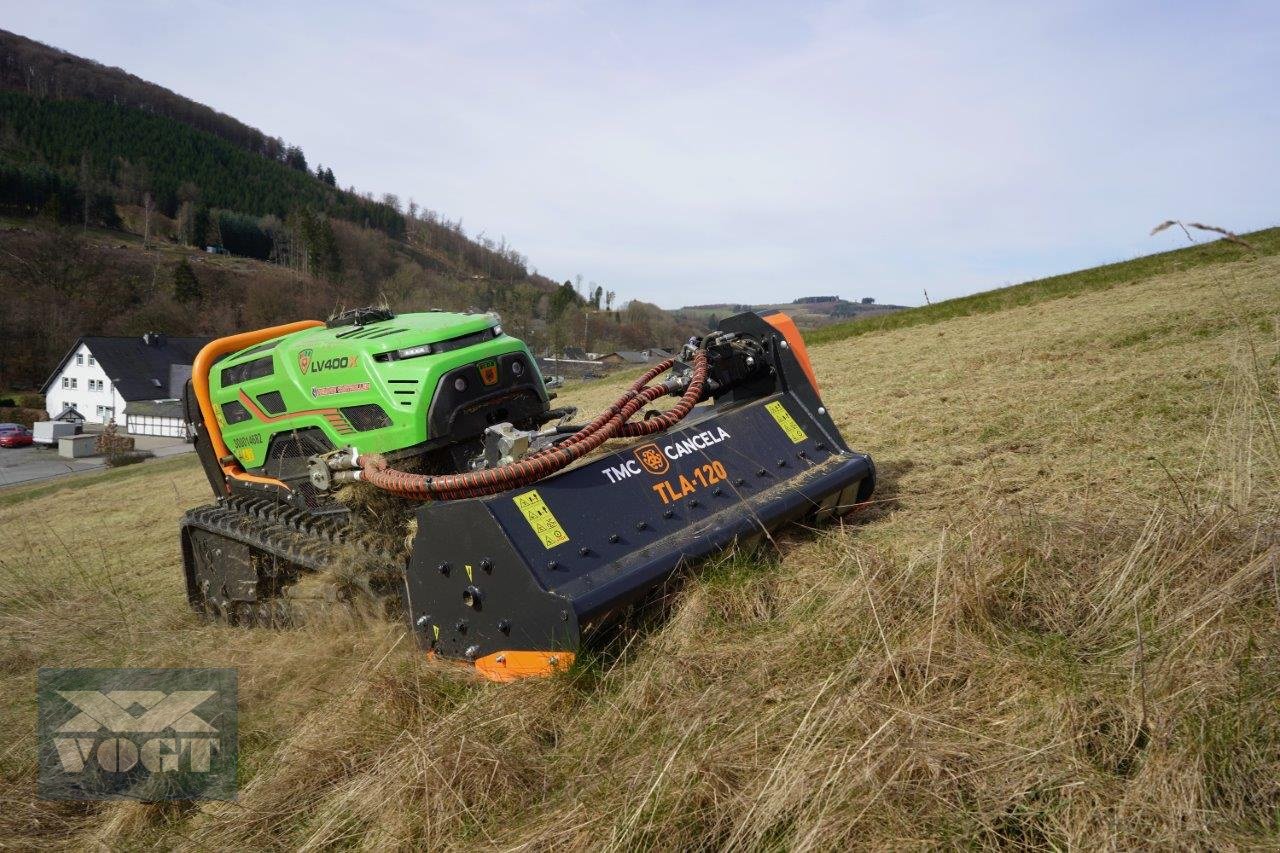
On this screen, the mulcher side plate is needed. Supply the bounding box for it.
[405,381,875,671]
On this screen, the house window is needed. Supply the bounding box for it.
[62,377,69,389]
[88,355,96,366]
[70,378,77,389]
[76,354,84,366]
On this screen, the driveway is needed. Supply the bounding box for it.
[0,433,193,488]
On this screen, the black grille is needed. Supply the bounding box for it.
[373,327,499,362]
[263,428,335,509]
[431,328,497,354]
[221,399,252,424]
[265,427,333,466]
[256,391,286,414]
[220,355,274,386]
[340,403,392,431]
[233,339,281,359]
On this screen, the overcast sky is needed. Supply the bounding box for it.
[5,1,1277,308]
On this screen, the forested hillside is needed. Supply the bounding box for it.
[0,90,404,239]
[1,28,289,157]
[0,29,698,391]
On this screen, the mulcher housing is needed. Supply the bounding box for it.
[180,308,874,680]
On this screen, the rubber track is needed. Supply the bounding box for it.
[182,497,406,611]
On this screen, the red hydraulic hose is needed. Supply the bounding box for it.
[359,349,708,500]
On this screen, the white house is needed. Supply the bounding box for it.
[41,332,211,437]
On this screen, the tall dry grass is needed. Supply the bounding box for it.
[0,250,1277,850]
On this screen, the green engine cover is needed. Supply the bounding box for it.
[210,311,546,469]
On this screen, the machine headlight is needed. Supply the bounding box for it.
[492,324,503,337]
[512,360,524,377]
[454,377,468,392]
[396,344,432,359]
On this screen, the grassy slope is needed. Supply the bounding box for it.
[1,248,1278,848]
[806,227,1280,345]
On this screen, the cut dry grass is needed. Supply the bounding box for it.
[0,250,1278,849]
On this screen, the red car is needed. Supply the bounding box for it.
[0,423,33,448]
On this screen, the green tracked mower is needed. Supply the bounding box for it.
[181,306,876,680]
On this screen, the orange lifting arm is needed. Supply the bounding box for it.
[192,320,325,493]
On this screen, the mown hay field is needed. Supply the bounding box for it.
[1,247,1277,850]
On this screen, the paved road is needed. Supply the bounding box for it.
[0,434,193,488]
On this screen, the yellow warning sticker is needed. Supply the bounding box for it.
[513,489,570,549]
[766,400,807,444]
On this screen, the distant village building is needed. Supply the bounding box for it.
[599,351,651,366]
[41,332,211,436]
[536,356,606,379]
[599,348,673,366]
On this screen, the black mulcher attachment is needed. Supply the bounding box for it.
[402,311,873,679]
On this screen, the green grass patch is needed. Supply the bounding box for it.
[806,227,1280,346]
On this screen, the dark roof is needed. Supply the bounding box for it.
[41,334,211,401]
[53,405,85,422]
[126,399,185,419]
[603,351,652,363]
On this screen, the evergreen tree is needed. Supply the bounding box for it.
[549,281,579,320]
[295,208,342,280]
[173,257,202,302]
[190,206,210,247]
[284,145,308,171]
[39,193,61,223]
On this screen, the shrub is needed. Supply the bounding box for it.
[0,406,46,427]
[105,449,153,467]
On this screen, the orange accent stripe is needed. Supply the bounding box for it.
[192,320,325,493]
[237,390,355,434]
[763,311,820,394]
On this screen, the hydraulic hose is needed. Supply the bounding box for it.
[359,348,709,500]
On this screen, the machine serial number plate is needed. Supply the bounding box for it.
[513,489,570,549]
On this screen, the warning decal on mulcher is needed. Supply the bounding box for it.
[513,489,570,549]
[766,400,807,444]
